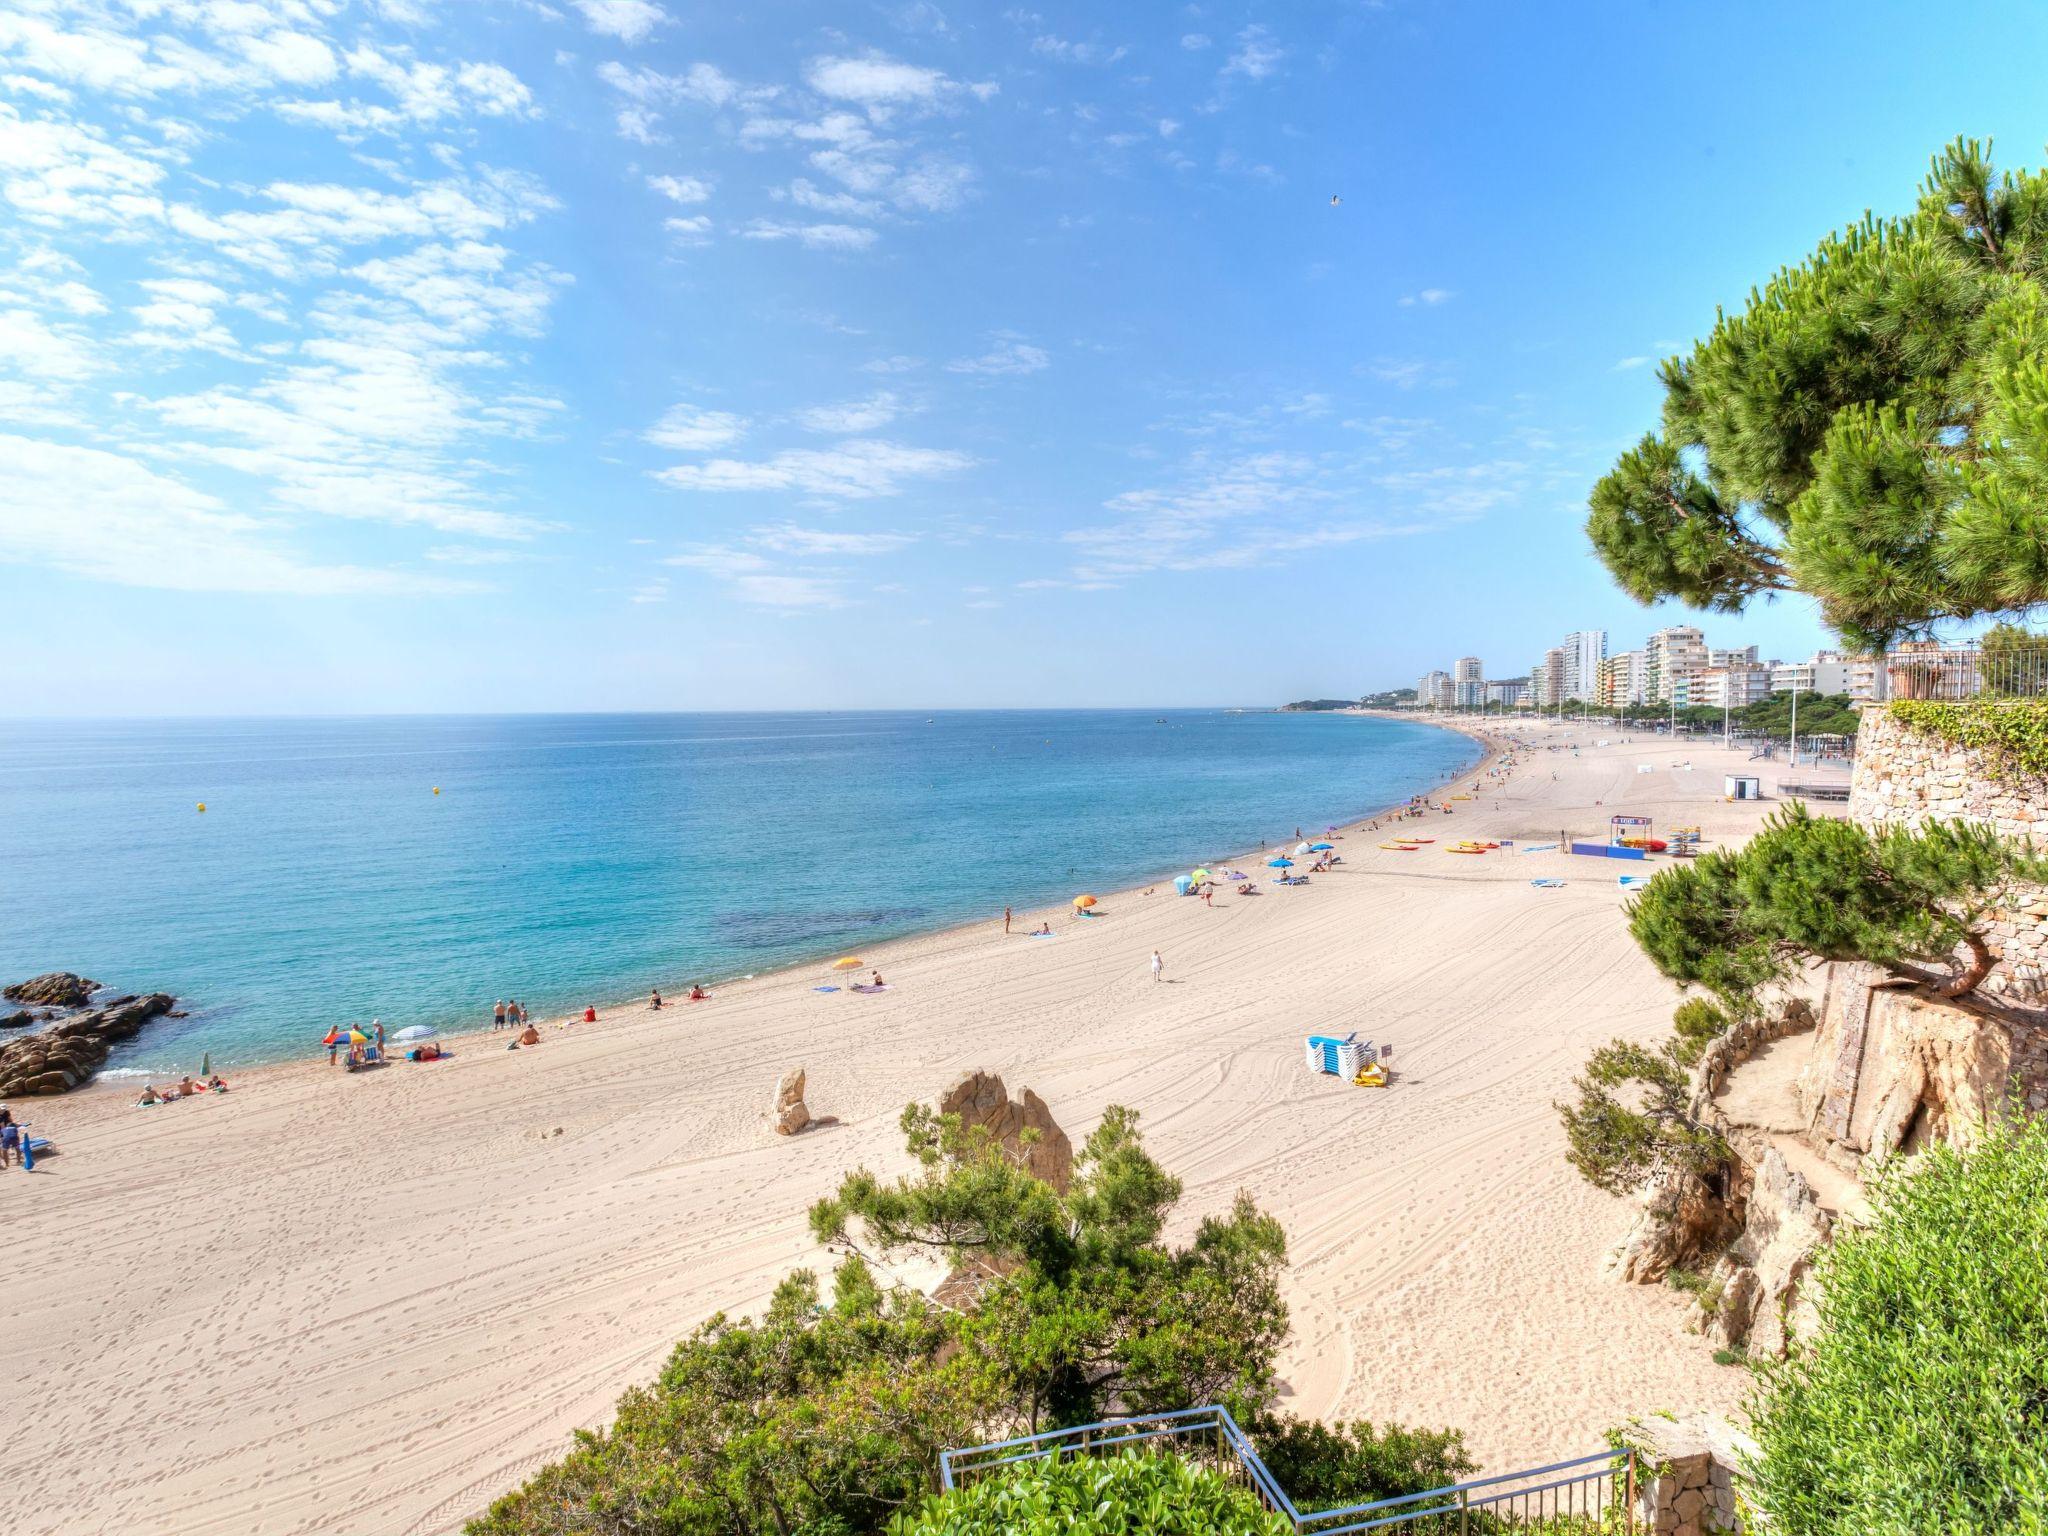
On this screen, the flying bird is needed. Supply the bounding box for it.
[1330,194,1342,206]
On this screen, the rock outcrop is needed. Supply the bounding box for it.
[4,972,99,1008]
[1695,1141,1832,1356]
[0,993,175,1096]
[1,1010,36,1030]
[771,1067,811,1135]
[937,1070,1073,1191]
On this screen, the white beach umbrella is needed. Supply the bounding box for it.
[392,1025,437,1043]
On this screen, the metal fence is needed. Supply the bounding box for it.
[1888,645,2048,701]
[941,1407,1640,1535]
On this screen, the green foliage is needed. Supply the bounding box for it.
[1890,698,2048,781]
[1555,1039,1729,1195]
[888,1452,1289,1536]
[1626,804,2048,1006]
[1586,138,2048,648]
[1733,691,1861,739]
[1668,998,1733,1068]
[814,1104,1290,1430]
[1747,1114,2048,1534]
[467,1259,999,1536]
[1249,1417,1475,1513]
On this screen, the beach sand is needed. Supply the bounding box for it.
[1,721,1843,1536]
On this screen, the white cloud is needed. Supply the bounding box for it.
[0,103,167,232]
[804,51,955,112]
[1181,33,1212,50]
[130,276,239,353]
[571,0,668,44]
[1158,117,1180,137]
[0,433,462,594]
[1613,355,1652,371]
[655,438,972,499]
[1399,287,1453,307]
[1222,25,1283,81]
[663,213,712,244]
[946,334,1048,375]
[863,354,922,373]
[647,173,711,204]
[0,305,102,379]
[740,218,877,251]
[794,392,901,433]
[647,403,747,451]
[663,545,849,609]
[1030,35,1126,66]
[278,47,534,135]
[752,523,914,555]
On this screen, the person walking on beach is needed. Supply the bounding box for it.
[493,1000,507,1031]
[1150,949,1163,983]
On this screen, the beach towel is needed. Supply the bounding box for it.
[812,985,841,993]
[1618,874,1647,888]
[1026,932,1056,939]
[851,984,891,993]
[1530,878,1565,889]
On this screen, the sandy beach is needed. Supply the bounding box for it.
[2,720,1844,1536]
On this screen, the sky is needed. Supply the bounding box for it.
[6,0,2048,714]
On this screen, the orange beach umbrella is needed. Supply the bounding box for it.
[1073,894,1098,909]
[831,956,864,970]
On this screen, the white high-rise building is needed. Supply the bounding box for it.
[1598,650,1648,708]
[1531,647,1566,706]
[1646,625,1709,703]
[1559,630,1608,704]
[1453,655,1484,708]
[1416,669,1454,709]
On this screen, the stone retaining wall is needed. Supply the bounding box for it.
[1849,706,2048,1005]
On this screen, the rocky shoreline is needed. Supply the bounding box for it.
[0,973,178,1097]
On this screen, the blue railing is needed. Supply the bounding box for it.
[941,1407,1637,1534]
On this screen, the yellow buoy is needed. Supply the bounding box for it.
[196,802,206,813]
[433,787,441,795]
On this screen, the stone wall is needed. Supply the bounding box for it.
[1624,1414,1754,1536]
[1848,706,2048,1005]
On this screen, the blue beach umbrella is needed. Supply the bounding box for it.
[1309,842,1333,851]
[1267,857,1293,868]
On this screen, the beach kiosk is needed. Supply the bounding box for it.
[1724,774,1761,801]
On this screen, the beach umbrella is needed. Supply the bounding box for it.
[1073,894,1098,909]
[1172,874,1194,895]
[1267,857,1293,868]
[200,1052,211,1077]
[1309,842,1333,851]
[392,1025,437,1043]
[1190,868,1211,884]
[348,1028,370,1045]
[1294,841,1313,855]
[321,1026,345,1047]
[831,956,864,971]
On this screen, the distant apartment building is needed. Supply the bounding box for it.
[1709,645,1759,668]
[1558,629,1608,704]
[1530,647,1566,707]
[1416,669,1455,709]
[1677,664,1773,709]
[1597,650,1648,708]
[1771,651,1856,696]
[1453,655,1484,708]
[1483,678,1528,706]
[1645,625,1709,703]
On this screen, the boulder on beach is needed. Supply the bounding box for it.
[0,1010,36,1030]
[4,972,99,1008]
[0,992,175,1098]
[937,1070,1073,1192]
[772,1067,811,1135]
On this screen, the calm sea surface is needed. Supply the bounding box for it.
[0,711,1477,1071]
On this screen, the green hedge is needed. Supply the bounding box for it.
[890,1451,1290,1536]
[1748,1113,2048,1534]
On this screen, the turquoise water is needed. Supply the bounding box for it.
[0,711,1477,1071]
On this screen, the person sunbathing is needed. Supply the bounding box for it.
[177,1076,200,1097]
[1035,921,1051,935]
[688,984,708,1001]
[138,1085,163,1105]
[519,1024,541,1046]
[206,1075,228,1091]
[649,989,663,1010]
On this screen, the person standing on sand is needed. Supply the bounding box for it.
[372,1019,384,1053]
[493,1000,506,1031]
[1150,949,1163,983]
[1004,906,1012,934]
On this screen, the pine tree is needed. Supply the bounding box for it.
[1587,139,2048,649]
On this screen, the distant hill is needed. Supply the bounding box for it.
[1279,698,1359,712]
[1360,688,1417,708]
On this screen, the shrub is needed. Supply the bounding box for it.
[1668,998,1733,1068]
[1249,1417,1474,1513]
[1556,1040,1728,1196]
[1747,1113,2048,1534]
[888,1451,1289,1536]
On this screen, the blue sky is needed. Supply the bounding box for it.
[5,0,2048,713]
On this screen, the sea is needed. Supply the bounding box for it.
[0,711,1478,1072]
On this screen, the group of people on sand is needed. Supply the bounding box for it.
[137,1073,227,1105]
[492,1000,529,1032]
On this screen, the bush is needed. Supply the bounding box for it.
[888,1451,1289,1536]
[1747,1114,2048,1534]
[1556,1040,1728,1196]
[1249,1417,1474,1512]
[1668,998,1733,1068]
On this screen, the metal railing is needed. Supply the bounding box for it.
[941,1407,1639,1534]
[1888,644,2048,701]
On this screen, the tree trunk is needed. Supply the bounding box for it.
[1942,930,1995,998]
